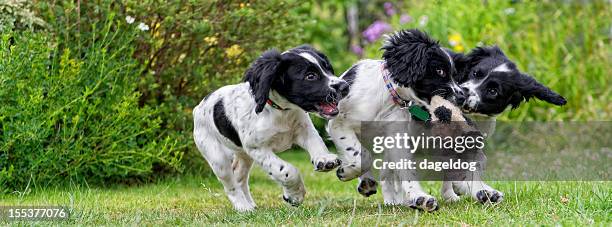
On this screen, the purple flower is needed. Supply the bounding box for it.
[384,2,393,9]
[362,20,392,43]
[351,44,363,56]
[399,14,412,24]
[384,2,395,16]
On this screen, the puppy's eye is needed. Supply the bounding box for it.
[472,71,477,77]
[305,73,319,81]
[436,69,445,77]
[487,88,498,96]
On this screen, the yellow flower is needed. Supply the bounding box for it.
[225,44,243,58]
[240,3,246,8]
[448,33,462,46]
[453,44,465,52]
[204,36,218,45]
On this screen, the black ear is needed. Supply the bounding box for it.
[461,45,507,71]
[517,73,567,106]
[381,29,439,86]
[445,48,469,82]
[465,45,506,63]
[243,49,283,113]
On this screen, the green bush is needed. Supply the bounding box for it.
[34,1,308,170]
[0,0,46,32]
[0,23,181,191]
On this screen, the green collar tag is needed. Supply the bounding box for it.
[408,105,430,121]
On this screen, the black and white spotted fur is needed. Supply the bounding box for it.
[193,45,349,211]
[327,29,464,211]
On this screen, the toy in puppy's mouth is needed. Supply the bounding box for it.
[316,102,339,118]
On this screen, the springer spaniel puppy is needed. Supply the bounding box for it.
[438,46,567,203]
[327,29,464,211]
[193,45,349,211]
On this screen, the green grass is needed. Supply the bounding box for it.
[1,151,609,225]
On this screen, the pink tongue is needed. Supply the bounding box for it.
[320,103,337,114]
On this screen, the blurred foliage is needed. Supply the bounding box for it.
[0,27,181,192]
[32,0,307,172]
[308,0,611,121]
[0,0,47,32]
[296,1,359,74]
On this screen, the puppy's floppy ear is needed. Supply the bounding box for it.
[382,29,439,86]
[516,73,567,106]
[243,49,283,113]
[462,45,507,69]
[445,48,469,82]
[465,45,506,63]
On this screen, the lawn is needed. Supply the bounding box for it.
[1,151,609,226]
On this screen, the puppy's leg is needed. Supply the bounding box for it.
[357,171,378,197]
[246,148,306,206]
[328,119,371,181]
[441,181,460,202]
[391,150,438,211]
[381,170,404,205]
[199,144,254,212]
[295,121,341,172]
[232,152,255,207]
[400,180,438,211]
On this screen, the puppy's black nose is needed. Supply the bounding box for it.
[332,81,350,98]
[456,88,467,105]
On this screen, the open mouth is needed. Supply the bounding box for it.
[316,102,339,119]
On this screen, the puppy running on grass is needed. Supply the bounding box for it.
[193,45,349,211]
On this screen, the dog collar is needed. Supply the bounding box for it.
[381,63,430,121]
[266,99,287,111]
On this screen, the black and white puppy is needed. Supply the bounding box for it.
[327,29,463,211]
[193,45,349,211]
[440,46,567,203]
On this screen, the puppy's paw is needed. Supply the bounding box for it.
[441,188,461,202]
[383,199,401,206]
[475,189,504,204]
[234,203,256,212]
[336,164,362,181]
[443,193,461,202]
[408,195,438,212]
[282,195,302,207]
[357,178,378,197]
[311,153,341,172]
[282,185,306,207]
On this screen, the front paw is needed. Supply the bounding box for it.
[475,189,504,204]
[282,194,302,207]
[234,203,256,212]
[282,186,306,207]
[357,178,378,197]
[311,153,342,172]
[408,194,438,212]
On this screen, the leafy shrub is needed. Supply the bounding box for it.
[0,0,46,32]
[0,20,181,191]
[128,0,306,144]
[35,1,308,170]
